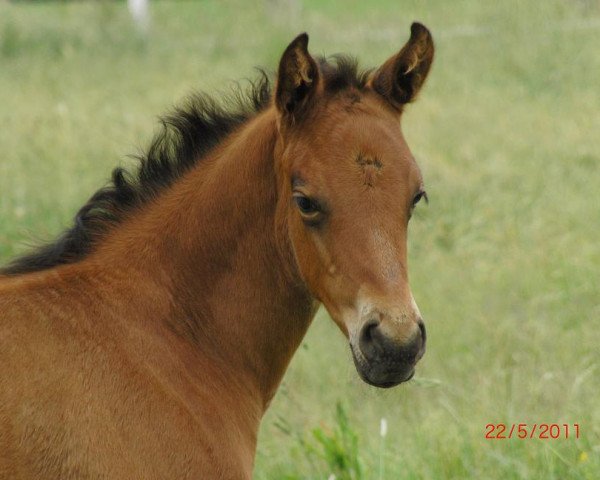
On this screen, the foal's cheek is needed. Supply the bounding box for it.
[289,230,336,304]
[288,218,322,287]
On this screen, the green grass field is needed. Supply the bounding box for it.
[1,1,599,478]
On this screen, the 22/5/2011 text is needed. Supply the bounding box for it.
[485,423,580,440]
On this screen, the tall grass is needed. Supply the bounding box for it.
[1,1,599,478]
[275,402,365,479]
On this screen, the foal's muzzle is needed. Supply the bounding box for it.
[351,314,426,388]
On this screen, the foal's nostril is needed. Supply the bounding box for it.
[418,320,426,345]
[358,320,384,359]
[400,321,425,364]
[412,320,427,362]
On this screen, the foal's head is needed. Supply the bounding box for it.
[274,24,434,388]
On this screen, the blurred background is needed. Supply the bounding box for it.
[1,0,598,478]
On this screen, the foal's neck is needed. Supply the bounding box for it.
[101,108,314,411]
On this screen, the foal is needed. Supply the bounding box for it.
[0,23,434,479]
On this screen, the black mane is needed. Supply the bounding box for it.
[2,56,370,275]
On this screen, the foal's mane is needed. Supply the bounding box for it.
[2,56,370,275]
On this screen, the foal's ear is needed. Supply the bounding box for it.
[275,33,320,119]
[371,22,434,109]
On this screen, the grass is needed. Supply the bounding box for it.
[1,0,599,478]
[274,402,365,479]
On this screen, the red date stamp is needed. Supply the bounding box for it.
[485,423,580,440]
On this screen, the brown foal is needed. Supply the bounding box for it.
[0,23,434,479]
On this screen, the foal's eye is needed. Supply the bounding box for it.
[412,190,428,208]
[294,195,320,215]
